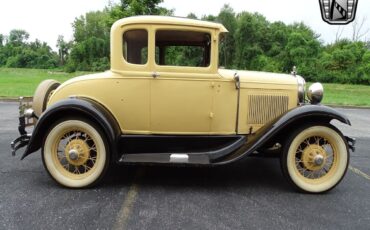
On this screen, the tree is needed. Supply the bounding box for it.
[67,0,172,72]
[8,29,29,46]
[359,51,370,84]
[56,35,72,66]
[0,34,5,65]
[0,29,57,69]
[120,0,166,15]
[234,12,270,69]
[318,39,368,83]
[335,26,345,42]
[187,13,197,19]
[67,10,111,71]
[107,0,172,27]
[202,15,217,21]
[351,16,370,41]
[0,34,4,47]
[217,4,237,68]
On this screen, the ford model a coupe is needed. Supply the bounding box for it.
[11,16,355,192]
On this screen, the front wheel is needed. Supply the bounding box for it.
[281,124,349,193]
[42,119,109,188]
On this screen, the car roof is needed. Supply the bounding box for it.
[112,15,228,33]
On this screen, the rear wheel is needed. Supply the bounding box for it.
[281,124,349,193]
[42,119,109,188]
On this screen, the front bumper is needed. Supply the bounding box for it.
[10,97,35,156]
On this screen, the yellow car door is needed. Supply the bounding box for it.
[150,73,215,134]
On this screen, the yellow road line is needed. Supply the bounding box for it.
[349,165,370,181]
[113,168,145,230]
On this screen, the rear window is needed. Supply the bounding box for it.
[122,29,148,65]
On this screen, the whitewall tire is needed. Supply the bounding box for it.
[281,124,349,193]
[42,119,109,188]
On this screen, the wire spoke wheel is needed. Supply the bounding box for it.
[281,125,349,193]
[295,135,335,180]
[56,130,97,176]
[42,119,109,188]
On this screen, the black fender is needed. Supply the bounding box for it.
[21,97,121,160]
[215,104,351,164]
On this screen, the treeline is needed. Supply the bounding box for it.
[0,30,58,69]
[214,6,370,84]
[0,0,369,85]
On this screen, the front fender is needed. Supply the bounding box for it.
[215,104,351,164]
[21,97,121,160]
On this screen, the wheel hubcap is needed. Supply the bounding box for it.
[294,135,336,180]
[314,154,324,166]
[64,138,91,167]
[68,149,79,160]
[301,144,327,171]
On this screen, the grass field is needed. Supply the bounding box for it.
[319,83,370,107]
[0,68,369,106]
[0,68,90,98]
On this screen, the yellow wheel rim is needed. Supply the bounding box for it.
[301,144,328,171]
[291,132,338,184]
[50,126,100,180]
[64,139,91,166]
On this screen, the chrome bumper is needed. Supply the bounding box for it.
[10,97,35,156]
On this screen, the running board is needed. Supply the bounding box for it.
[117,135,246,165]
[119,153,210,164]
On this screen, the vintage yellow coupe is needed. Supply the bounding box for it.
[11,16,355,192]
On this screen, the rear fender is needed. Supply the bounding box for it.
[21,97,121,160]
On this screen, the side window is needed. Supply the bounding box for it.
[123,29,148,65]
[155,30,211,67]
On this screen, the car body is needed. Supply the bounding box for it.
[11,16,355,192]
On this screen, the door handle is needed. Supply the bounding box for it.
[152,72,160,78]
[234,72,240,89]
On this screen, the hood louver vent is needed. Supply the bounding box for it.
[247,94,289,125]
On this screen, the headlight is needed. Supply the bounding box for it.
[307,83,324,104]
[297,75,306,103]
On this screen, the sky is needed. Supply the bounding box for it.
[0,0,369,51]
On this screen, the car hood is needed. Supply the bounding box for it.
[218,69,298,85]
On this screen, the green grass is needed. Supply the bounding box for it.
[0,68,369,106]
[313,83,370,107]
[0,68,91,98]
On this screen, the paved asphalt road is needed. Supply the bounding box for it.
[0,102,369,230]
